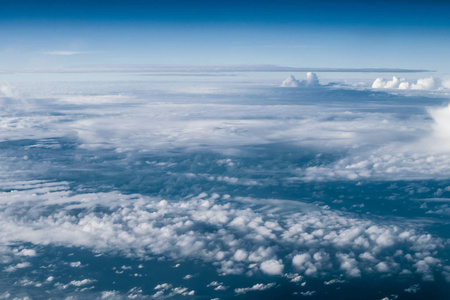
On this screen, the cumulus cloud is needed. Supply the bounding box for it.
[260,259,284,275]
[372,76,444,90]
[63,279,95,288]
[153,283,194,298]
[14,249,36,257]
[234,283,276,295]
[280,75,300,87]
[280,72,320,87]
[4,262,31,272]
[0,181,446,282]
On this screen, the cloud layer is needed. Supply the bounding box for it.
[0,181,447,282]
[1,79,450,298]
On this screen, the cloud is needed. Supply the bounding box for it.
[0,181,446,282]
[405,284,420,293]
[235,283,276,295]
[260,259,284,275]
[207,281,229,291]
[372,76,444,90]
[4,262,31,272]
[152,283,195,298]
[1,77,450,298]
[63,279,95,288]
[0,83,18,98]
[429,103,450,142]
[280,75,300,87]
[14,249,36,257]
[280,72,320,87]
[304,72,319,86]
[295,102,450,182]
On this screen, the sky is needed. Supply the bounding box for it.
[2,2,450,298]
[1,0,450,75]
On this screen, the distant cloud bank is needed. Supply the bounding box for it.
[1,64,431,74]
[372,76,450,90]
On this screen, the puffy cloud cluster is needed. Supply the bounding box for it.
[153,283,195,298]
[0,180,447,282]
[298,102,450,181]
[280,72,320,87]
[372,76,447,90]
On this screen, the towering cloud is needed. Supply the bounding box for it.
[281,72,320,87]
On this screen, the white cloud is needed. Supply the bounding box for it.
[207,281,228,291]
[70,261,82,268]
[412,77,441,90]
[324,278,345,285]
[292,253,311,269]
[234,283,276,295]
[336,254,361,277]
[280,72,320,87]
[152,284,195,298]
[375,262,390,273]
[4,262,31,272]
[0,182,445,281]
[65,279,95,287]
[280,75,301,87]
[14,249,36,257]
[304,72,319,86]
[260,259,284,275]
[372,76,444,90]
[0,83,18,98]
[233,249,248,261]
[294,102,450,182]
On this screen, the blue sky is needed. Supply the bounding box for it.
[1,0,450,74]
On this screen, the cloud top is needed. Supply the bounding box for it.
[372,76,446,90]
[280,72,320,87]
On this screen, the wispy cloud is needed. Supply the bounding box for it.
[42,51,88,56]
[3,64,433,74]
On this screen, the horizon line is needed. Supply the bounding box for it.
[1,64,434,74]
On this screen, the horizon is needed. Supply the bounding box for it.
[1,0,450,77]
